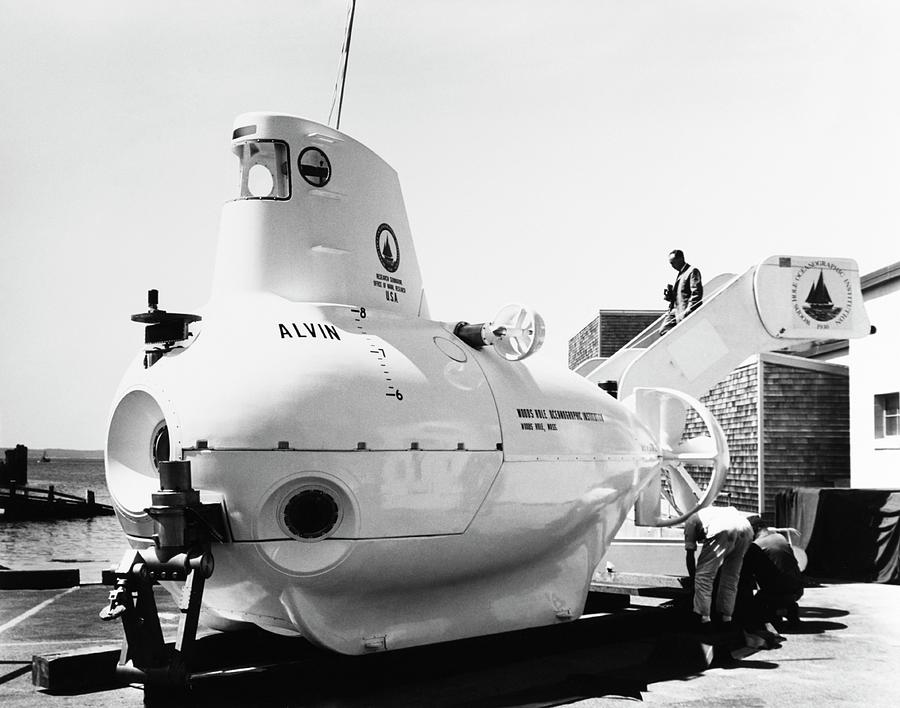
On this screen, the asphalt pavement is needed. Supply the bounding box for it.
[1,580,898,707]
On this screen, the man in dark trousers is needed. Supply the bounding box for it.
[735,516,805,648]
[748,517,804,626]
[660,249,703,335]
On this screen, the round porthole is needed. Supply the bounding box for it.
[298,147,331,187]
[433,336,467,363]
[283,488,340,540]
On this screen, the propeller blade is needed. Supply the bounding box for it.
[514,307,528,330]
[624,387,731,527]
[673,435,717,455]
[630,391,661,443]
[665,463,701,515]
[658,394,687,452]
[663,435,719,465]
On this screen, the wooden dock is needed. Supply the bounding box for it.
[0,484,114,520]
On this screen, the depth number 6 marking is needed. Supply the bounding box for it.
[388,389,404,401]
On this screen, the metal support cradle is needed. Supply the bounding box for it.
[99,459,227,692]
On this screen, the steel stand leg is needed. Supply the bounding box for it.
[101,551,170,676]
[173,566,206,668]
[100,548,211,692]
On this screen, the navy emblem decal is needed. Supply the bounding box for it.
[376,223,400,273]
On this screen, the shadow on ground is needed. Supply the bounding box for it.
[0,662,32,687]
[39,598,853,708]
[797,606,849,619]
[770,606,849,635]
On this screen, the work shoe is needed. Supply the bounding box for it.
[710,646,739,667]
[761,623,787,642]
[756,629,784,648]
[743,631,767,650]
[782,605,802,628]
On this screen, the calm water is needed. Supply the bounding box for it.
[0,459,130,580]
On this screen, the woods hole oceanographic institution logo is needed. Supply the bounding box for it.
[376,223,399,273]
[791,260,853,327]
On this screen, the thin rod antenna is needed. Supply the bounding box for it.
[328,0,357,131]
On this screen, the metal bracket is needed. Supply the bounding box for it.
[100,547,213,689]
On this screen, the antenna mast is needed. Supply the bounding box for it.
[328,0,357,131]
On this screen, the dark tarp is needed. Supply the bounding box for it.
[776,488,900,584]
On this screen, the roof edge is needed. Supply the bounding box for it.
[862,261,900,291]
[759,351,849,376]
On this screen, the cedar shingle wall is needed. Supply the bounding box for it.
[599,312,662,357]
[684,359,849,521]
[568,311,664,370]
[685,362,760,513]
[762,363,849,518]
[568,316,600,370]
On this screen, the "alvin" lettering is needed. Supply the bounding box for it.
[278,322,342,340]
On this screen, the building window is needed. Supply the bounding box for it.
[874,393,900,439]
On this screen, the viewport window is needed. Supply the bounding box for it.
[233,140,290,200]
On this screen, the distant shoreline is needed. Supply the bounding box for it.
[1,447,104,461]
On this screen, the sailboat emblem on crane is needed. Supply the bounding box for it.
[802,269,842,322]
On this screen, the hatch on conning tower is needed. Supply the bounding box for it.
[212,113,429,318]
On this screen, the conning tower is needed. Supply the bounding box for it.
[213,113,428,317]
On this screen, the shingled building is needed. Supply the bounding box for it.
[682,353,849,518]
[568,310,663,371]
[568,312,850,521]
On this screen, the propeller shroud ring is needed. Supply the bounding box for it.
[624,387,730,527]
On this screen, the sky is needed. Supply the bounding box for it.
[1,0,899,449]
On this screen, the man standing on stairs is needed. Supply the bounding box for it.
[660,249,703,335]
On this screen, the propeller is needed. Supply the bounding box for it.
[453,303,546,361]
[624,387,729,527]
[486,304,546,361]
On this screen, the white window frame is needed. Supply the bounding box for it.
[232,140,291,201]
[874,392,900,450]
